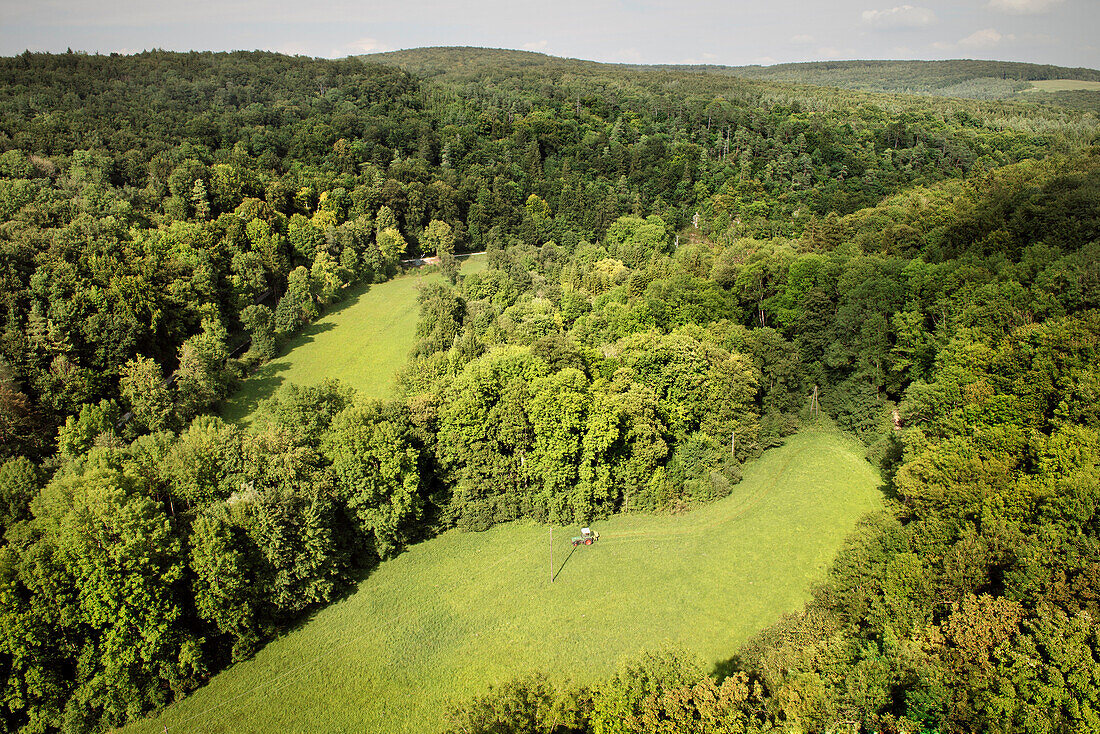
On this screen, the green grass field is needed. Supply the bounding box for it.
[125,425,881,734]
[222,255,485,424]
[1027,79,1100,92]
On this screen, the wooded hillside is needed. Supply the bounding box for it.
[0,49,1098,733]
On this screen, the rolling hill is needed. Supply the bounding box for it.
[368,47,1100,108]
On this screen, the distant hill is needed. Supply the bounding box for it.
[368,48,1100,109]
[367,46,618,83]
[655,59,1100,99]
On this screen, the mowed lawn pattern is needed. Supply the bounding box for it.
[126,427,882,734]
[222,255,485,424]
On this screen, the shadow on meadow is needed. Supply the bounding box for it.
[319,280,374,320]
[552,543,579,582]
[221,362,293,423]
[277,554,384,640]
[712,654,746,684]
[225,320,340,419]
[281,319,339,351]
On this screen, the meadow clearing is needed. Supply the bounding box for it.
[127,425,882,734]
[221,254,485,424]
[1027,79,1100,91]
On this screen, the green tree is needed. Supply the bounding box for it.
[165,415,242,508]
[444,674,588,734]
[526,368,590,522]
[413,283,465,357]
[0,360,34,460]
[424,219,457,284]
[266,379,355,446]
[189,510,264,661]
[229,250,268,311]
[437,347,545,530]
[377,227,407,265]
[592,648,707,734]
[56,400,120,461]
[310,251,351,306]
[48,463,203,730]
[288,213,324,263]
[577,376,669,515]
[375,205,398,234]
[324,400,425,558]
[273,266,318,335]
[0,456,38,533]
[240,304,277,362]
[120,355,174,433]
[175,318,231,421]
[191,178,211,220]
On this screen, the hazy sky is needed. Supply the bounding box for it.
[1,0,1097,69]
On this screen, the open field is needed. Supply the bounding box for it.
[125,425,882,734]
[222,255,485,424]
[1027,79,1100,92]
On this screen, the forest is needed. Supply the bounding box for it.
[663,58,1100,102]
[0,48,1098,733]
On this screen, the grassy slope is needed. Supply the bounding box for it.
[222,255,485,424]
[1028,79,1100,91]
[126,425,881,734]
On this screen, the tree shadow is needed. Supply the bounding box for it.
[279,320,338,352]
[221,362,291,423]
[552,544,578,582]
[873,432,904,502]
[219,280,385,424]
[319,281,373,320]
[280,554,383,637]
[711,654,745,684]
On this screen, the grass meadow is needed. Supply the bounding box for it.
[1028,79,1100,92]
[221,254,485,424]
[126,425,882,734]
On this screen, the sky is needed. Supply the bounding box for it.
[1,0,1097,69]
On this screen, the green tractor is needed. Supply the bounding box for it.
[571,527,600,547]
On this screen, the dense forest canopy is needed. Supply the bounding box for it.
[0,48,1098,733]
[5,48,1092,458]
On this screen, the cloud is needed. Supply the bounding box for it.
[958,28,1014,48]
[330,37,393,57]
[613,47,643,63]
[932,27,1017,52]
[987,0,1063,14]
[522,40,548,51]
[790,34,814,44]
[679,52,719,64]
[752,56,779,65]
[276,42,316,57]
[861,5,937,30]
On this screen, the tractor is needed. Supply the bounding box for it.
[571,527,600,546]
